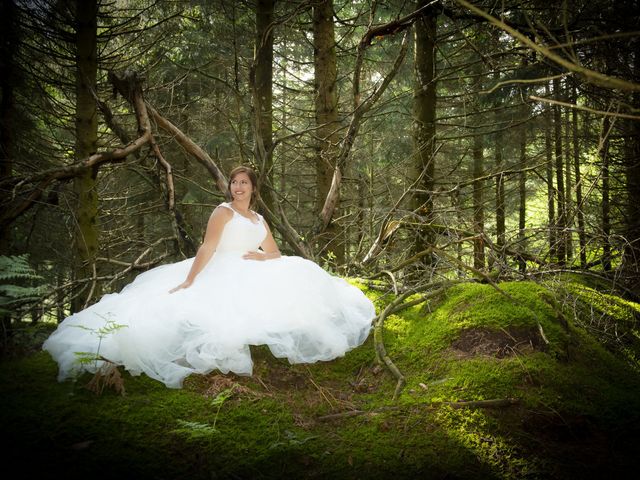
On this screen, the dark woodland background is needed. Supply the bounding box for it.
[3,2,640,479]
[1,0,639,341]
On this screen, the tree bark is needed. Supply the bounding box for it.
[495,117,505,260]
[473,131,485,271]
[518,104,527,273]
[72,0,99,312]
[412,1,437,261]
[573,84,587,267]
[601,115,612,271]
[253,0,274,212]
[624,48,640,291]
[313,0,344,263]
[564,102,574,262]
[0,0,17,255]
[545,83,556,263]
[553,77,566,266]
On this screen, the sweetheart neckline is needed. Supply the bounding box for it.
[233,214,262,226]
[223,202,262,224]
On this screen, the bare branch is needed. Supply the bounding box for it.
[453,0,640,91]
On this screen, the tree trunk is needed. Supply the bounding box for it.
[0,0,18,342]
[624,48,640,291]
[601,115,612,272]
[518,97,528,273]
[545,83,556,263]
[71,0,99,312]
[412,1,437,261]
[495,121,505,260]
[553,77,566,266]
[473,131,485,271]
[573,84,587,267]
[0,0,18,254]
[313,0,344,264]
[564,101,573,262]
[254,0,274,212]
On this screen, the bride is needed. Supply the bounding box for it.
[43,165,376,388]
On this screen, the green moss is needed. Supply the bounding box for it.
[3,278,640,478]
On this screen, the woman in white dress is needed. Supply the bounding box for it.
[43,166,376,388]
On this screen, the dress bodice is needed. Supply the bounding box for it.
[215,202,267,253]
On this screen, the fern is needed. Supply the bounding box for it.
[0,255,47,315]
[0,255,43,282]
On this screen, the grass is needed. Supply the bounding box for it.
[2,276,640,479]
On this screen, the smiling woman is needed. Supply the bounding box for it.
[42,165,376,388]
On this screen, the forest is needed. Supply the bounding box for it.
[1,0,640,479]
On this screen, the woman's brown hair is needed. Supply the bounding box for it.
[227,165,259,209]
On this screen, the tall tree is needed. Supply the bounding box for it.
[472,126,485,271]
[518,110,527,273]
[572,84,587,267]
[553,76,566,266]
[601,114,612,271]
[412,0,438,259]
[494,116,505,258]
[71,0,99,311]
[253,0,275,212]
[0,0,18,254]
[545,84,556,263]
[624,51,640,289]
[313,0,343,263]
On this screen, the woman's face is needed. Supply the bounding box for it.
[230,172,254,201]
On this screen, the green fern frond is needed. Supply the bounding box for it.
[0,255,48,315]
[0,255,43,282]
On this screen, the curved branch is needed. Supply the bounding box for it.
[453,0,640,91]
[145,103,228,194]
[318,31,410,231]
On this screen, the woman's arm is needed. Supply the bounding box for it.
[169,206,232,292]
[243,219,281,261]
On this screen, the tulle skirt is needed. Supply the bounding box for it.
[43,253,376,388]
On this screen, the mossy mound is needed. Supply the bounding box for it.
[2,278,640,479]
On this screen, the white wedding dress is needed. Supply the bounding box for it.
[43,202,376,388]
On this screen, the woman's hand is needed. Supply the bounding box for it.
[169,279,193,293]
[243,251,266,261]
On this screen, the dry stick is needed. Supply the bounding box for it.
[112,73,196,255]
[318,31,410,231]
[439,398,520,409]
[387,284,460,315]
[305,367,338,410]
[256,198,311,259]
[145,103,228,194]
[530,95,640,120]
[374,281,441,401]
[1,131,151,227]
[453,0,640,91]
[316,398,520,421]
[363,144,443,265]
[81,262,99,311]
[481,73,567,95]
[370,277,464,402]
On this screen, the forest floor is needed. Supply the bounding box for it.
[2,275,640,479]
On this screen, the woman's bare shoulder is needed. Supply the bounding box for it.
[210,203,234,222]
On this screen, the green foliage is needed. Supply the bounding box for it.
[72,314,128,367]
[0,255,47,316]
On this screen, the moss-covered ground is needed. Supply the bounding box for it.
[2,276,640,479]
